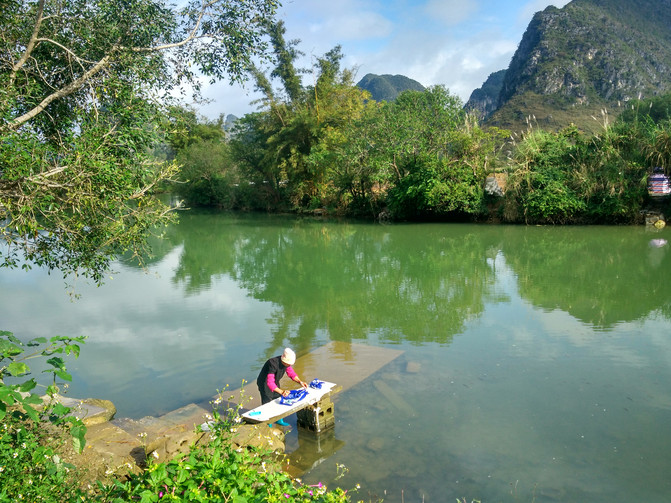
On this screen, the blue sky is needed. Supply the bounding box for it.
[197,0,571,119]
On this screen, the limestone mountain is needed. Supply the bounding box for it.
[356,73,426,102]
[464,70,506,119]
[467,0,671,133]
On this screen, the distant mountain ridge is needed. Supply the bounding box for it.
[466,0,671,132]
[356,73,425,102]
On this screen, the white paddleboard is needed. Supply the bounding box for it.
[241,381,338,423]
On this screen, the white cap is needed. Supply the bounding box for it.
[281,347,296,365]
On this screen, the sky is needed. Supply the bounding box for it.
[195,0,572,120]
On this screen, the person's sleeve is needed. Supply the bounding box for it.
[286,366,298,380]
[266,373,278,391]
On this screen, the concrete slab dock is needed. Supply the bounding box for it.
[76,342,404,478]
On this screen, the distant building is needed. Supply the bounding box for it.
[648,167,671,198]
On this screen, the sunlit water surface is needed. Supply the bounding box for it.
[2,212,671,502]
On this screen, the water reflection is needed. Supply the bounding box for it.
[499,226,671,328]
[162,213,503,353]
[286,428,346,477]
[159,215,671,340]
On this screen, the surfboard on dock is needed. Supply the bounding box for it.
[241,381,340,424]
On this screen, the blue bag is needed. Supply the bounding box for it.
[279,388,308,406]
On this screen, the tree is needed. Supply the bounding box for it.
[0,0,279,283]
[362,86,501,219]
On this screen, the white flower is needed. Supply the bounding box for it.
[12,452,18,458]
[21,443,26,449]
[152,451,159,460]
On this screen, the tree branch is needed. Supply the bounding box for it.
[4,53,113,132]
[9,0,46,88]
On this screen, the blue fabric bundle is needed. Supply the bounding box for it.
[309,379,324,389]
[279,388,309,406]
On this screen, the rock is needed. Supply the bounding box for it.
[405,361,422,373]
[366,437,386,452]
[230,423,285,452]
[485,174,506,197]
[79,398,117,425]
[39,394,117,426]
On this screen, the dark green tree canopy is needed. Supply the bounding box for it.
[0,0,278,283]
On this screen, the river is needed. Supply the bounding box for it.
[2,211,671,502]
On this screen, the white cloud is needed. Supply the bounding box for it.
[424,0,479,26]
[308,11,393,40]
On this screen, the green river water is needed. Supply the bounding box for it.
[2,211,671,502]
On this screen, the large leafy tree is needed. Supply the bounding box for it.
[358,86,505,219]
[0,0,278,283]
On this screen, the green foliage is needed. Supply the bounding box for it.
[619,93,671,126]
[176,140,237,208]
[0,331,88,502]
[95,401,353,503]
[503,123,650,224]
[0,412,85,502]
[386,155,486,220]
[231,50,510,220]
[164,106,227,155]
[233,36,372,213]
[1,0,278,284]
[0,331,87,449]
[370,87,504,219]
[163,107,243,209]
[645,122,671,171]
[505,128,587,223]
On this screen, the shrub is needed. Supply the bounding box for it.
[0,412,84,502]
[0,331,87,502]
[94,400,354,503]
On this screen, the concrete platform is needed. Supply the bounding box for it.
[77,342,404,477]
